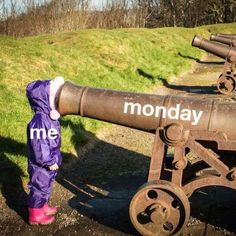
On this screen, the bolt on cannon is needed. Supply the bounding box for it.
[192,35,236,95]
[57,81,236,236]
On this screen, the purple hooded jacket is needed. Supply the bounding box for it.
[26,80,62,208]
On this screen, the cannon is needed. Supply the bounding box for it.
[210,34,236,47]
[192,35,236,95]
[57,81,236,236]
[216,33,236,39]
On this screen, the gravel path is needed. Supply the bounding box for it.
[1,55,236,236]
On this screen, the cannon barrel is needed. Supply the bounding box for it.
[216,33,236,39]
[192,35,236,60]
[58,81,236,141]
[210,34,236,46]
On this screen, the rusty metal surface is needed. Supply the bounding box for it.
[210,34,236,47]
[129,181,190,236]
[192,35,236,61]
[192,35,236,95]
[217,72,236,94]
[216,33,236,39]
[58,81,236,140]
[57,81,236,235]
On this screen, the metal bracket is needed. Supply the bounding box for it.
[148,126,236,197]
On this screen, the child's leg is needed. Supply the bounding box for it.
[42,170,58,215]
[27,164,56,225]
[28,165,55,208]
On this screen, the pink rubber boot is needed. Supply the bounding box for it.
[43,203,58,215]
[28,208,55,225]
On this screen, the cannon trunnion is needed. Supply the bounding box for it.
[58,81,236,236]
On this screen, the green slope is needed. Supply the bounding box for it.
[0,23,235,182]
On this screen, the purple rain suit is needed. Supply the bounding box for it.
[26,80,62,208]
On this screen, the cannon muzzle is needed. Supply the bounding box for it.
[192,35,236,61]
[210,34,236,47]
[58,81,236,141]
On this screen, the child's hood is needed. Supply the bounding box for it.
[26,80,51,115]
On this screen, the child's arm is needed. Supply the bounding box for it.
[28,122,57,168]
[30,137,57,168]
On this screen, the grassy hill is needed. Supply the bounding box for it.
[0,23,235,183]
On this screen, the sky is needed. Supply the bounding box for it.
[91,0,105,8]
[0,0,106,14]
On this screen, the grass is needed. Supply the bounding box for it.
[0,23,236,185]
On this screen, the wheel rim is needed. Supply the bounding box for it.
[217,74,236,95]
[129,180,190,236]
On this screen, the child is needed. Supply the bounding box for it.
[26,77,65,225]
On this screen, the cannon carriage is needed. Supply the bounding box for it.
[57,81,236,236]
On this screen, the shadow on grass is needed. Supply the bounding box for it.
[137,68,218,94]
[60,119,89,148]
[177,52,225,65]
[158,76,218,94]
[0,136,28,223]
[137,68,155,83]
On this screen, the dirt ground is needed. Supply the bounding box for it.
[1,54,236,236]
